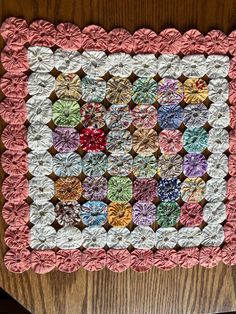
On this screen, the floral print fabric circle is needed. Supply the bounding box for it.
[1,20,234,273]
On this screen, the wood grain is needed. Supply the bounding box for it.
[1,0,236,313]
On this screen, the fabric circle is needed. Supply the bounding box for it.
[158,104,184,129]
[208,128,229,153]
[0,98,27,124]
[30,202,56,226]
[207,153,228,178]
[158,154,182,178]
[107,227,130,249]
[132,54,158,77]
[230,129,236,154]
[107,28,133,53]
[181,55,206,78]
[29,177,54,204]
[132,201,156,226]
[130,249,153,272]
[5,225,29,249]
[131,226,155,249]
[229,154,236,177]
[82,25,108,50]
[203,202,226,224]
[183,104,208,128]
[54,48,81,73]
[133,178,157,201]
[2,175,28,204]
[30,225,56,250]
[55,73,81,100]
[108,177,132,202]
[183,78,208,103]
[55,201,80,226]
[80,103,106,129]
[133,154,157,178]
[26,97,52,124]
[201,224,224,247]
[107,153,133,176]
[177,247,199,268]
[4,248,31,273]
[0,17,28,48]
[208,102,229,128]
[28,72,55,97]
[205,178,226,202]
[106,130,132,153]
[108,202,132,227]
[132,105,157,129]
[155,228,178,249]
[81,51,107,77]
[181,29,205,55]
[206,55,230,78]
[82,177,107,201]
[0,73,28,98]
[80,128,106,152]
[28,124,52,151]
[1,150,28,175]
[158,178,181,201]
[183,128,208,153]
[55,177,82,202]
[227,177,236,200]
[80,201,107,226]
[105,53,133,77]
[133,28,158,53]
[199,247,222,268]
[181,178,205,203]
[132,129,158,155]
[81,226,107,249]
[159,129,183,154]
[52,100,81,127]
[153,249,177,270]
[180,203,203,227]
[208,78,228,102]
[53,152,82,177]
[29,19,55,46]
[2,124,27,151]
[106,77,132,104]
[78,152,103,176]
[53,127,79,153]
[229,57,236,80]
[31,250,56,274]
[81,76,106,102]
[1,46,29,73]
[178,227,202,247]
[106,249,131,272]
[56,249,82,273]
[183,153,207,177]
[81,249,106,271]
[2,201,29,227]
[56,226,82,249]
[157,202,180,227]
[28,151,53,176]
[157,54,182,78]
[230,105,236,129]
[132,77,157,104]
[157,78,183,105]
[157,28,182,54]
[224,222,236,243]
[56,22,82,50]
[222,243,236,266]
[105,104,132,129]
[28,46,54,72]
[205,30,228,54]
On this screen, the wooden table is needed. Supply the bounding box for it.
[1,0,236,313]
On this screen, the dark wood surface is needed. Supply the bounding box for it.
[1,0,236,313]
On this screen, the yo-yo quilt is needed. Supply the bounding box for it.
[1,17,236,273]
